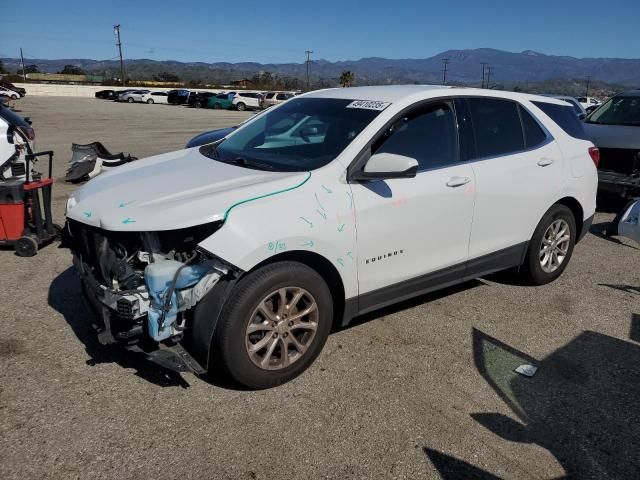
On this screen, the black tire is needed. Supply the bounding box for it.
[127,97,134,103]
[236,102,246,111]
[15,236,38,257]
[213,103,221,110]
[146,98,153,104]
[522,204,576,285]
[212,261,333,389]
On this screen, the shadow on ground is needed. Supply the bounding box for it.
[425,323,640,479]
[48,267,190,388]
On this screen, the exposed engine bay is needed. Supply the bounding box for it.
[65,219,239,371]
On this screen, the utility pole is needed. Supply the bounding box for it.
[480,62,488,88]
[20,48,27,82]
[441,58,450,85]
[486,66,494,89]
[113,24,125,86]
[585,75,592,97]
[304,50,313,91]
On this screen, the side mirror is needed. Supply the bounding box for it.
[299,126,319,138]
[352,152,419,180]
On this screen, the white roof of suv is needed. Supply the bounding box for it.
[304,85,570,106]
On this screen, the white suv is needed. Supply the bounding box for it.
[119,90,151,103]
[65,86,598,389]
[232,92,262,111]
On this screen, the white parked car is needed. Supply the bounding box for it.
[118,90,151,103]
[232,92,262,111]
[141,91,169,104]
[576,96,600,109]
[0,86,21,100]
[65,86,598,389]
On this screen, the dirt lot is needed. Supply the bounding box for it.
[1,96,639,479]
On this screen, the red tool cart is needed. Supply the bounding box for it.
[0,151,58,256]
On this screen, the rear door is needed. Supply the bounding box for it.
[351,100,476,299]
[461,97,563,261]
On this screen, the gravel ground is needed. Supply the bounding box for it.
[1,96,639,480]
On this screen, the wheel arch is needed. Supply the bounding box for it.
[247,250,347,329]
[555,196,584,242]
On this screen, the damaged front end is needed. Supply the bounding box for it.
[65,219,240,374]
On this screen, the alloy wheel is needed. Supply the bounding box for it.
[539,219,571,273]
[245,287,319,370]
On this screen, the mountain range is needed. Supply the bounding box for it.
[3,48,640,87]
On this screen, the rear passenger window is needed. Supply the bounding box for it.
[276,93,287,100]
[467,98,524,157]
[532,101,587,140]
[373,102,458,171]
[518,106,547,148]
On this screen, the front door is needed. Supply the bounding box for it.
[350,100,476,305]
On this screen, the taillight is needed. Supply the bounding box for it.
[588,146,599,168]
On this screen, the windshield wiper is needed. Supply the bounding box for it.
[222,156,275,171]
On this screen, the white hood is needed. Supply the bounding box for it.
[66,147,309,231]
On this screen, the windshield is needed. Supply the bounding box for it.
[586,96,640,126]
[205,98,383,171]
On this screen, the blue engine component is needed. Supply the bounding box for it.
[145,259,211,341]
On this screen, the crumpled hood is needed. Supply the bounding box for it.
[583,123,640,149]
[66,147,309,231]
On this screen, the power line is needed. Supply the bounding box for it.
[20,48,26,82]
[441,58,450,85]
[585,75,592,97]
[305,50,313,90]
[113,24,125,86]
[486,66,494,89]
[480,62,488,88]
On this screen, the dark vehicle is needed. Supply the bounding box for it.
[95,89,115,99]
[583,90,640,199]
[167,89,190,105]
[0,81,26,97]
[185,126,236,148]
[187,91,217,108]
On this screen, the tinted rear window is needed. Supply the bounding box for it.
[467,98,525,157]
[519,106,547,149]
[532,101,587,140]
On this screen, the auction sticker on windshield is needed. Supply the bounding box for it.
[346,100,391,111]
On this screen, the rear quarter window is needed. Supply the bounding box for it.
[532,101,587,140]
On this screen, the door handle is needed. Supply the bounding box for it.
[537,158,554,167]
[446,176,471,187]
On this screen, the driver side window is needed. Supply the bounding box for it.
[373,102,458,171]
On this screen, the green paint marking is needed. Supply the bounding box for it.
[300,217,314,228]
[316,209,327,220]
[301,240,315,248]
[337,223,346,232]
[122,217,136,224]
[321,185,333,194]
[336,258,345,267]
[223,172,312,221]
[83,211,92,218]
[347,251,354,260]
[119,201,133,208]
[315,192,325,211]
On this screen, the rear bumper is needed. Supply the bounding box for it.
[598,171,640,197]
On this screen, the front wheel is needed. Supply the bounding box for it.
[146,98,153,104]
[521,204,576,285]
[127,97,134,103]
[213,103,221,110]
[211,262,333,389]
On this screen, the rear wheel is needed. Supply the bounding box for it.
[522,204,576,285]
[213,103,221,110]
[236,102,246,111]
[212,262,333,389]
[146,98,153,104]
[127,97,134,103]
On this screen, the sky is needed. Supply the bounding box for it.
[1,0,639,64]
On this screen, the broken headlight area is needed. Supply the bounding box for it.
[66,219,236,347]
